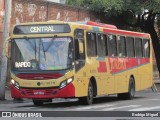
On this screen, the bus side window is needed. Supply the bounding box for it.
[74,29,85,60]
[74,29,84,39]
[135,38,143,58]
[126,37,135,57]
[143,39,150,58]
[108,34,117,57]
[97,33,106,57]
[105,35,108,56]
[117,36,126,57]
[86,32,97,57]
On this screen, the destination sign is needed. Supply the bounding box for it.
[13,24,71,34]
[30,26,55,33]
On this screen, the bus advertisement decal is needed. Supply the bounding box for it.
[109,58,150,74]
[97,61,107,73]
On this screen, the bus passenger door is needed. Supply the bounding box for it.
[74,29,87,97]
[75,39,85,71]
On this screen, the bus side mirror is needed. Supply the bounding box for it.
[5,38,11,59]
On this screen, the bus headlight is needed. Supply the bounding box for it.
[11,79,15,84]
[59,77,73,89]
[11,79,20,90]
[67,78,73,84]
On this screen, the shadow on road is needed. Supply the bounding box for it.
[15,95,146,109]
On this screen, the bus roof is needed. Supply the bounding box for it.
[66,20,150,38]
[103,28,150,38]
[12,20,150,38]
[75,21,117,29]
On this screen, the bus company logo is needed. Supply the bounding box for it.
[37,82,41,86]
[15,62,31,68]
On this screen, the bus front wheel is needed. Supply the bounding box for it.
[118,77,135,100]
[79,81,93,105]
[32,100,44,106]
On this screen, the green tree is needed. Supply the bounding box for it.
[66,0,160,74]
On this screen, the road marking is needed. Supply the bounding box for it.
[102,105,141,111]
[129,106,160,111]
[146,99,160,101]
[71,104,116,111]
[23,107,38,110]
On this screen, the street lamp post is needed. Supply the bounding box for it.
[0,0,12,100]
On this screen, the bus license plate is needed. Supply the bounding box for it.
[34,91,44,95]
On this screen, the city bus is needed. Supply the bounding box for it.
[6,20,153,105]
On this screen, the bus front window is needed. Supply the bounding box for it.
[12,37,73,71]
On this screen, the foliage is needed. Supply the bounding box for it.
[66,0,125,14]
[66,0,160,73]
[66,0,160,24]
[66,0,160,39]
[66,0,160,12]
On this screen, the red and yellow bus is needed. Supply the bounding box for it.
[6,20,153,105]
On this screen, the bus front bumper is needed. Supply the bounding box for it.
[10,83,75,99]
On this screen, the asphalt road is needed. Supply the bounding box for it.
[1,87,160,119]
[1,89,160,111]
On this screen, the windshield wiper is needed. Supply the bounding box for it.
[45,37,56,52]
[25,38,37,61]
[41,40,46,61]
[41,37,57,61]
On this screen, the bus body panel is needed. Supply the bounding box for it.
[11,83,75,99]
[9,20,153,102]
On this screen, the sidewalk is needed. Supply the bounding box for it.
[154,80,160,91]
[0,88,29,104]
[154,80,160,84]
[0,87,13,104]
[5,88,13,101]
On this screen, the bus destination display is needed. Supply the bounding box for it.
[13,24,71,34]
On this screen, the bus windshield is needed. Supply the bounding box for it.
[12,37,73,71]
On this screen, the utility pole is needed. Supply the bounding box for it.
[0,0,12,100]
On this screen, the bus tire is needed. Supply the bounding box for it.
[118,77,135,100]
[79,81,93,105]
[33,100,44,106]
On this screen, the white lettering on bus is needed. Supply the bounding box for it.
[30,26,55,33]
[110,59,126,70]
[15,62,31,68]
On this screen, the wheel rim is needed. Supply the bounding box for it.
[88,83,93,101]
[130,83,135,97]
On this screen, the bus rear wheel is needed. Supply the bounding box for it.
[118,77,135,100]
[79,81,93,105]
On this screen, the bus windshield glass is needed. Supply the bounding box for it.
[12,37,73,71]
